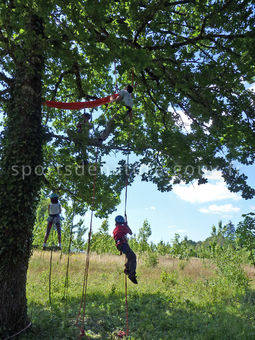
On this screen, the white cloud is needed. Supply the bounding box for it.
[145,206,156,211]
[199,204,240,214]
[173,181,241,203]
[168,225,176,229]
[176,229,188,233]
[173,170,241,203]
[205,170,223,181]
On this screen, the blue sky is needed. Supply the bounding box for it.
[84,159,255,245]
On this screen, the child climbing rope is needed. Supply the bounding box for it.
[110,85,133,118]
[43,193,62,249]
[113,215,138,284]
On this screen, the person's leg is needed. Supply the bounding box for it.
[56,223,61,248]
[43,222,52,246]
[122,243,137,276]
[126,106,133,120]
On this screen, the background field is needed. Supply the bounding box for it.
[19,250,255,340]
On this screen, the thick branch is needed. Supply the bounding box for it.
[49,64,98,101]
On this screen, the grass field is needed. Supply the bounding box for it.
[20,250,255,339]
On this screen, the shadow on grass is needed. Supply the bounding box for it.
[20,288,255,340]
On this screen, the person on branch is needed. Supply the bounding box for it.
[43,193,62,249]
[76,112,91,132]
[113,215,138,284]
[110,85,133,118]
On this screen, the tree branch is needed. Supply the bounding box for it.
[0,72,12,85]
[42,175,83,202]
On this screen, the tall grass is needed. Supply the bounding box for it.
[20,251,255,339]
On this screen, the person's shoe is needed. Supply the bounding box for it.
[58,243,62,250]
[43,243,47,250]
[128,274,138,284]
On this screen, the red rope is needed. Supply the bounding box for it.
[125,273,129,336]
[76,148,99,338]
[3,322,32,340]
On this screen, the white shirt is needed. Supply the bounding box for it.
[49,203,61,215]
[118,89,133,108]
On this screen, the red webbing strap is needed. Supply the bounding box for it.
[43,93,118,110]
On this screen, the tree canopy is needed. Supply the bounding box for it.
[1,0,255,213]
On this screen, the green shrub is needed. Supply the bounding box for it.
[160,270,178,287]
[144,251,159,267]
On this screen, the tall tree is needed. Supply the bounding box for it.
[1,0,255,336]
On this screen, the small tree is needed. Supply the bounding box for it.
[137,219,152,253]
[223,221,236,242]
[236,213,255,267]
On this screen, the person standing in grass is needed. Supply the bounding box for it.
[43,193,62,249]
[113,215,138,284]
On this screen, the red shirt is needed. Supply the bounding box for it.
[113,223,131,241]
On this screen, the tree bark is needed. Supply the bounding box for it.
[0,14,44,337]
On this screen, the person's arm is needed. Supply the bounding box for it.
[48,204,50,214]
[126,224,133,235]
[59,204,62,214]
[110,90,124,103]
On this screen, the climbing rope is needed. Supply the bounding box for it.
[49,246,53,305]
[117,68,135,338]
[3,322,32,340]
[48,225,62,306]
[125,274,129,337]
[124,68,135,221]
[114,60,119,93]
[63,205,76,323]
[76,147,99,338]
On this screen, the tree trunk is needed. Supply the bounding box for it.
[0,14,44,337]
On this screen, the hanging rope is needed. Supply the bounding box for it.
[48,229,55,306]
[76,147,99,338]
[114,60,119,93]
[125,274,129,337]
[63,204,76,324]
[49,247,53,305]
[3,322,32,340]
[124,68,134,221]
[117,68,135,338]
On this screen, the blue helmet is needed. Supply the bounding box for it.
[115,215,125,224]
[50,193,58,199]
